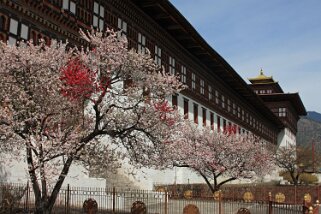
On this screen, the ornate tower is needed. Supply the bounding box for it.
[249,69,306,147]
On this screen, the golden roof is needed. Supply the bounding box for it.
[248,69,275,83]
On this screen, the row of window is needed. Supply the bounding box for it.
[63,0,77,14]
[2,16,51,45]
[279,107,286,117]
[172,95,277,141]
[140,42,258,133]
[0,14,48,45]
[1,2,278,142]
[43,0,97,27]
[110,13,277,141]
[2,2,228,130]
[8,18,28,45]
[173,95,243,133]
[273,107,297,133]
[254,89,273,94]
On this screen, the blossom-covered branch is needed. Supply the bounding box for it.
[0,29,184,214]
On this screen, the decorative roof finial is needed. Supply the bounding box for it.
[260,68,264,75]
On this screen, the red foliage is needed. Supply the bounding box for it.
[60,59,112,102]
[60,59,97,101]
[223,125,237,135]
[153,100,176,126]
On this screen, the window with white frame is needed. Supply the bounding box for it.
[227,99,231,112]
[93,1,104,30]
[184,98,189,119]
[138,32,146,54]
[63,0,76,14]
[215,90,219,104]
[154,45,162,66]
[117,17,127,36]
[193,103,198,124]
[20,23,28,40]
[208,85,212,100]
[202,108,206,126]
[279,107,286,117]
[8,18,29,45]
[210,112,214,130]
[9,18,18,35]
[259,123,262,132]
[200,79,204,95]
[181,65,186,83]
[191,73,196,90]
[238,106,241,118]
[172,95,178,107]
[233,102,236,115]
[221,95,225,108]
[169,56,176,75]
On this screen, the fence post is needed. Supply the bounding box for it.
[65,184,70,214]
[164,191,168,214]
[112,186,116,214]
[295,185,297,204]
[218,190,222,214]
[268,192,272,214]
[24,181,29,212]
[303,195,309,214]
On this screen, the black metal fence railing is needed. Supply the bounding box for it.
[0,182,320,214]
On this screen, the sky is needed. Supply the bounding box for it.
[170,0,321,113]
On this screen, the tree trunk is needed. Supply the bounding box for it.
[31,157,73,214]
[34,201,49,214]
[199,172,216,194]
[290,171,299,185]
[47,157,73,213]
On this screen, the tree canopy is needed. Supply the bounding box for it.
[0,29,184,213]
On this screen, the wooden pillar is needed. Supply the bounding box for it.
[112,187,116,214]
[218,190,222,214]
[65,184,70,214]
[303,194,309,214]
[164,191,168,214]
[268,192,272,214]
[24,181,30,212]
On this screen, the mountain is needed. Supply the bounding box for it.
[304,111,321,124]
[297,111,321,149]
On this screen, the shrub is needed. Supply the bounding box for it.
[279,171,318,184]
[279,171,294,183]
[300,173,318,184]
[0,184,27,213]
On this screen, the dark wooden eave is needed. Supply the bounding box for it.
[248,82,284,94]
[131,0,284,129]
[259,93,307,116]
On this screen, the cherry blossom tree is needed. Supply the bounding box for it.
[167,123,274,193]
[276,144,321,185]
[0,29,184,214]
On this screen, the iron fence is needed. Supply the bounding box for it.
[0,182,320,214]
[156,183,321,204]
